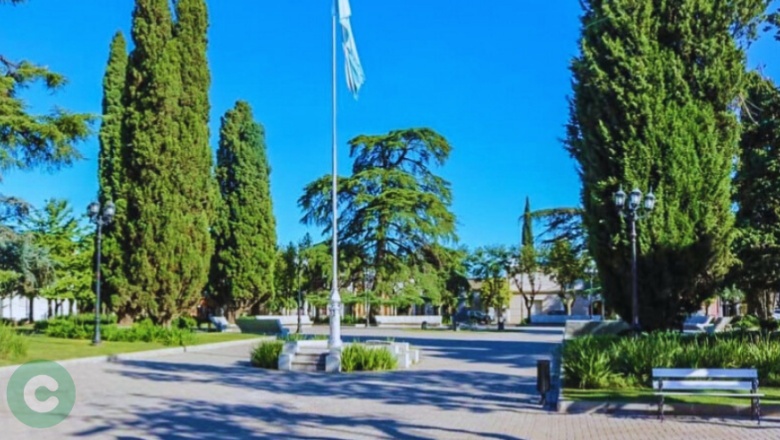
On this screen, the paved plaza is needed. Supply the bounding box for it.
[1,327,779,439]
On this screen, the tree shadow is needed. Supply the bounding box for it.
[73,397,529,440]
[337,333,559,369]
[107,334,557,415]
[113,359,542,414]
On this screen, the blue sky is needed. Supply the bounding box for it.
[2,0,779,249]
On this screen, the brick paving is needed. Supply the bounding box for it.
[1,327,778,439]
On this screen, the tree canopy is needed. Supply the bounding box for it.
[566,0,766,330]
[299,128,458,304]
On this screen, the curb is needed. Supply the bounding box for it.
[0,336,273,374]
[558,399,780,417]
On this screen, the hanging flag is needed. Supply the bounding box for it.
[338,0,365,98]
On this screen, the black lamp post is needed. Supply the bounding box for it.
[294,256,308,334]
[614,186,656,333]
[88,200,116,345]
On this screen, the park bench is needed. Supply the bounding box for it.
[209,316,229,332]
[652,368,763,423]
[235,317,290,336]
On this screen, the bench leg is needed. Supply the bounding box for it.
[658,395,665,421]
[755,397,761,425]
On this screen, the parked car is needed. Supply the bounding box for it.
[466,310,493,325]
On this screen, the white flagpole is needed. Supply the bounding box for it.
[329,0,342,350]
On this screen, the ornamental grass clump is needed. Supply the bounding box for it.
[341,344,397,372]
[563,331,780,389]
[250,340,284,369]
[0,324,27,360]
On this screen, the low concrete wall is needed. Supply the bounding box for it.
[374,315,442,328]
[239,315,312,332]
[236,317,290,335]
[531,314,602,325]
[364,340,420,369]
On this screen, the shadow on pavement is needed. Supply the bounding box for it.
[74,398,529,440]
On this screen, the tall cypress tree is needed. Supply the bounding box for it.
[211,101,277,320]
[732,73,780,318]
[120,0,187,324]
[566,0,766,330]
[171,0,215,315]
[521,197,532,246]
[97,32,129,312]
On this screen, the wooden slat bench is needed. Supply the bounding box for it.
[652,368,763,423]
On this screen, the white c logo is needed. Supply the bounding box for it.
[23,375,59,414]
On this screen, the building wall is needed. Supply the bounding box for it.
[505,293,593,324]
[0,295,78,322]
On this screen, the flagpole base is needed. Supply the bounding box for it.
[328,292,343,350]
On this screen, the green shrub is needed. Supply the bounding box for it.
[760,317,779,332]
[40,316,195,346]
[0,324,28,360]
[731,315,760,331]
[174,316,198,330]
[34,314,118,333]
[250,341,284,369]
[341,344,397,372]
[563,331,780,389]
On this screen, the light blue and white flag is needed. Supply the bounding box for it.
[338,0,365,98]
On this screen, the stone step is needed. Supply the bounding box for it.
[296,350,328,356]
[290,363,324,372]
[294,354,326,363]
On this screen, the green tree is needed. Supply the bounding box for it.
[97,32,129,314]
[210,102,276,320]
[173,0,216,284]
[0,234,56,321]
[120,0,213,325]
[732,73,780,318]
[511,197,546,321]
[566,0,766,330]
[26,200,92,315]
[544,239,586,315]
[299,128,457,305]
[467,245,513,322]
[0,0,92,211]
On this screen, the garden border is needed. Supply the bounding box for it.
[0,336,273,374]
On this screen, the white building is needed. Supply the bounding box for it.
[0,294,78,322]
[470,273,598,324]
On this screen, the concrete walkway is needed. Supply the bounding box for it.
[1,327,778,439]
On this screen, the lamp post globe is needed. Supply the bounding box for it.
[614,185,656,334]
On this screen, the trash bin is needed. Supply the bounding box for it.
[537,359,551,405]
[498,321,505,331]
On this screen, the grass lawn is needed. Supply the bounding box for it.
[564,387,780,406]
[0,332,261,367]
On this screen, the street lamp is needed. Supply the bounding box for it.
[584,261,598,317]
[87,200,116,345]
[294,256,308,334]
[614,186,655,333]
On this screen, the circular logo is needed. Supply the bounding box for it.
[6,360,76,428]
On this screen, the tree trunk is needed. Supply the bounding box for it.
[118,313,135,325]
[28,296,34,322]
[226,308,237,324]
[748,290,772,319]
